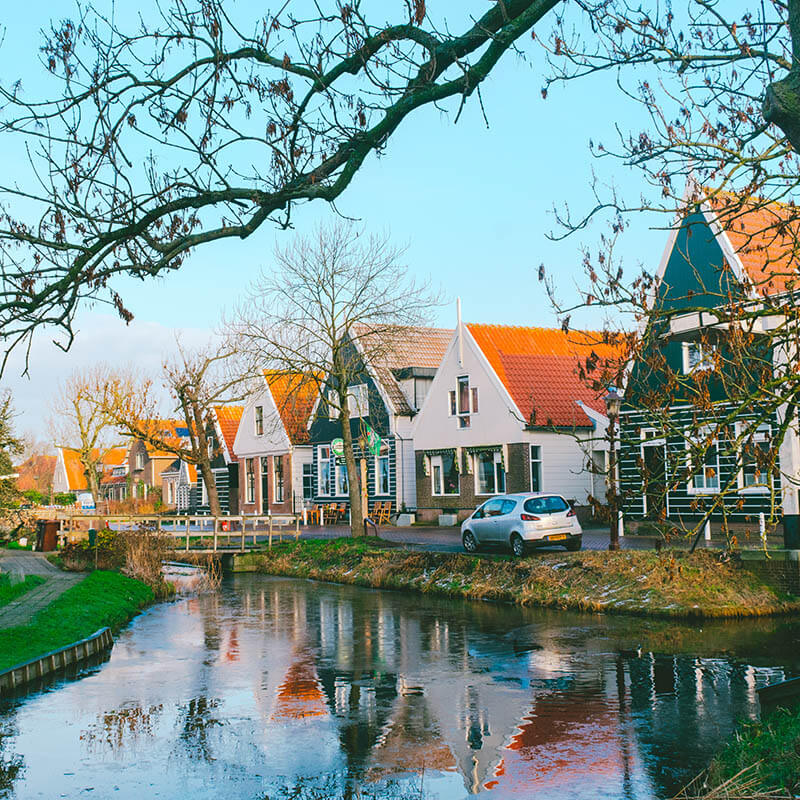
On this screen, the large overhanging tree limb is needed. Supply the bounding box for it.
[0,0,557,368]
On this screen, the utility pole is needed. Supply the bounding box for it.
[605,388,622,551]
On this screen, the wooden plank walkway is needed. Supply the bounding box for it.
[0,551,85,629]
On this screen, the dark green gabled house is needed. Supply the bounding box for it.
[619,195,796,532]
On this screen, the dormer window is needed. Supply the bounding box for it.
[347,384,369,418]
[682,341,716,374]
[255,405,264,435]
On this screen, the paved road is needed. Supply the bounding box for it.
[0,550,84,628]
[232,523,784,554]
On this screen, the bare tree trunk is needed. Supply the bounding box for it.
[339,400,365,538]
[82,456,100,500]
[190,400,222,516]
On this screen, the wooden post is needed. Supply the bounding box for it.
[269,516,273,549]
[295,514,300,541]
[241,517,245,551]
[185,517,190,551]
[213,517,219,552]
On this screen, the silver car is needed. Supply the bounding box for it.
[461,493,582,557]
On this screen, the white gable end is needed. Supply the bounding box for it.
[233,380,292,457]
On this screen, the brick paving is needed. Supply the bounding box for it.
[0,550,84,629]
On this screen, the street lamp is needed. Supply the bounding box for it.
[605,388,622,552]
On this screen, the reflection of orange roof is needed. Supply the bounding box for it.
[214,406,243,462]
[272,650,328,720]
[264,371,320,445]
[467,324,624,428]
[485,694,623,793]
[707,191,800,294]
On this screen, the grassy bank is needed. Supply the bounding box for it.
[695,707,800,797]
[245,538,800,619]
[0,571,154,671]
[0,574,46,608]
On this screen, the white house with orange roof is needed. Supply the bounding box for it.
[233,372,318,516]
[53,446,129,499]
[412,319,619,524]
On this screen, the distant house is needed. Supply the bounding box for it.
[412,323,617,523]
[619,192,797,527]
[125,420,190,501]
[161,459,197,512]
[192,405,243,515]
[307,327,452,517]
[234,373,318,515]
[53,446,128,498]
[15,454,56,496]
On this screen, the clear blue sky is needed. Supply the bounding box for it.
[0,1,666,442]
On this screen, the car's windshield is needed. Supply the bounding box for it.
[523,496,569,515]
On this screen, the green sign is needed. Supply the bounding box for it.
[331,438,345,457]
[364,423,381,456]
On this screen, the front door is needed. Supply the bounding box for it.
[260,456,270,514]
[642,443,666,519]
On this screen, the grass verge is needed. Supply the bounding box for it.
[694,707,800,797]
[243,538,800,619]
[0,570,154,671]
[0,574,46,608]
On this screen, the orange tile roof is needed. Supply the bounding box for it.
[15,454,56,492]
[60,447,127,491]
[264,371,320,445]
[467,324,624,428]
[213,406,243,462]
[706,191,800,294]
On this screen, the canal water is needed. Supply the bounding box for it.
[1,575,799,800]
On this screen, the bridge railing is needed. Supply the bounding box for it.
[50,513,302,552]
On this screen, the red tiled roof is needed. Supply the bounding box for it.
[214,406,243,462]
[59,447,128,491]
[466,324,624,428]
[15,454,56,492]
[706,191,800,294]
[264,371,320,445]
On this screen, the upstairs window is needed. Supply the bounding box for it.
[207,436,214,460]
[347,384,369,418]
[456,376,478,429]
[135,451,145,470]
[328,389,339,420]
[682,341,716,374]
[254,406,264,436]
[687,427,720,493]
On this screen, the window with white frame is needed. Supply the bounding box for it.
[135,450,145,470]
[456,376,478,429]
[254,406,264,435]
[273,455,284,503]
[682,341,716,374]
[200,477,208,506]
[318,445,332,496]
[475,450,505,495]
[245,458,255,504]
[431,452,459,496]
[739,422,772,491]
[302,463,314,500]
[347,384,369,418]
[167,481,175,505]
[448,390,457,416]
[687,428,720,493]
[375,453,391,495]
[335,461,349,495]
[207,436,214,460]
[530,445,542,492]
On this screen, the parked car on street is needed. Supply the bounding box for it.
[460,493,582,556]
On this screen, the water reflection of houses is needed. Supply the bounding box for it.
[231,578,791,798]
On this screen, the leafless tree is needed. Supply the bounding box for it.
[230,221,440,537]
[103,339,249,515]
[50,365,121,500]
[0,0,557,369]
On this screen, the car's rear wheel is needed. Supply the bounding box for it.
[565,536,582,552]
[510,533,526,558]
[462,531,479,554]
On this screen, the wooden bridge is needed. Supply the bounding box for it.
[51,513,303,553]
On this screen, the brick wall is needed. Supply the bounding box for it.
[739,552,800,595]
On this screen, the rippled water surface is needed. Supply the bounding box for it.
[1,575,799,800]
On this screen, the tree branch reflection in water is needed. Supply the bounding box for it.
[259,773,432,800]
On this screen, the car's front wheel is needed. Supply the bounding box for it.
[462,530,479,554]
[510,533,526,558]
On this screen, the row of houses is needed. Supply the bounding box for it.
[52,319,616,523]
[53,187,800,530]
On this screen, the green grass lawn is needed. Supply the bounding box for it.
[0,570,154,671]
[0,574,46,608]
[706,706,800,795]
